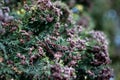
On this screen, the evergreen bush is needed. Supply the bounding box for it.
[0,0,112,80]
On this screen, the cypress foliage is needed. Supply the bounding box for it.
[0,0,112,80]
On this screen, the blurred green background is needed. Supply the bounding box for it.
[1,0,120,80]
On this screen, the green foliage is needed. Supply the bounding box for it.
[0,0,112,80]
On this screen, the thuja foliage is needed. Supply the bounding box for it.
[0,0,112,80]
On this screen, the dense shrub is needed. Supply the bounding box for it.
[0,0,112,80]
